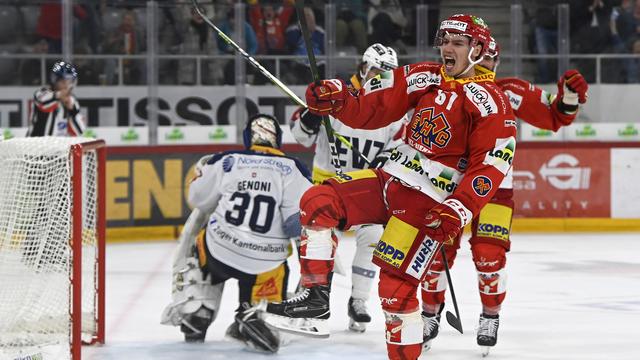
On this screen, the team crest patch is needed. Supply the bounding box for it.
[222,156,235,172]
[409,107,451,149]
[472,176,492,197]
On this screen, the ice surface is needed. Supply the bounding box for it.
[82,233,640,360]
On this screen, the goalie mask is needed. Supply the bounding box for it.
[242,114,283,149]
[360,43,398,80]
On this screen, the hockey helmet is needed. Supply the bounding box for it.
[434,14,492,60]
[486,36,500,59]
[50,61,78,87]
[360,43,399,79]
[242,113,283,149]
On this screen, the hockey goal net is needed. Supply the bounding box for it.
[0,137,105,360]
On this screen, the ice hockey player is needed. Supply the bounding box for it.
[266,14,516,360]
[290,43,405,332]
[26,61,86,137]
[161,114,312,353]
[420,37,588,357]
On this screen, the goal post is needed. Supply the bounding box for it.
[0,137,106,360]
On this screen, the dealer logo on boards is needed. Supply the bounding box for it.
[539,154,591,190]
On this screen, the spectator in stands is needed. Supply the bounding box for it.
[532,0,559,83]
[285,6,325,84]
[571,0,614,82]
[627,36,640,82]
[249,0,295,55]
[367,0,408,53]
[610,0,638,82]
[335,0,368,54]
[36,3,87,54]
[103,9,143,85]
[216,8,258,84]
[178,6,219,85]
[20,39,49,86]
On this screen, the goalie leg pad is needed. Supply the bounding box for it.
[472,243,507,311]
[160,257,224,327]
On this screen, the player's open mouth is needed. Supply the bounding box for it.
[444,56,455,71]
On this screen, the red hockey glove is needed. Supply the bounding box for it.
[305,79,348,116]
[557,69,588,106]
[423,203,462,245]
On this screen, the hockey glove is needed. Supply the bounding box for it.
[299,107,322,135]
[305,79,349,116]
[423,203,462,245]
[557,69,588,114]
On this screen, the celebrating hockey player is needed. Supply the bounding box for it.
[26,61,85,137]
[266,14,517,360]
[420,37,589,356]
[161,114,312,353]
[290,43,405,332]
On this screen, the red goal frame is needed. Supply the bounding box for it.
[70,140,106,359]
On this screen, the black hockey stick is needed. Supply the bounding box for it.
[440,247,463,333]
[191,0,371,167]
[294,0,344,174]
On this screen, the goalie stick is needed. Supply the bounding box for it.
[190,0,371,169]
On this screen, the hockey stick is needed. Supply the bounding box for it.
[191,0,371,167]
[294,0,344,174]
[439,247,463,334]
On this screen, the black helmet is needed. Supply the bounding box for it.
[50,61,78,86]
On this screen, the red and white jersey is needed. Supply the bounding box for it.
[334,62,517,224]
[496,77,577,189]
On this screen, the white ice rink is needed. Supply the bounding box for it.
[83,233,640,360]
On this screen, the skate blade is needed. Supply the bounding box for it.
[480,346,491,357]
[262,313,330,338]
[422,339,433,351]
[348,318,367,333]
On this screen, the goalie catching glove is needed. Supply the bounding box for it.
[305,79,349,116]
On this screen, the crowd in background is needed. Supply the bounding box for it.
[2,0,640,85]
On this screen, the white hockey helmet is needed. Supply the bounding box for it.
[360,43,398,79]
[242,113,282,149]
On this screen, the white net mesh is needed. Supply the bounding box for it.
[0,137,101,360]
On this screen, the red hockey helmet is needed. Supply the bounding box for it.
[485,36,500,59]
[435,14,492,59]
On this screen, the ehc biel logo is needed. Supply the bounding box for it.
[473,176,492,197]
[409,107,451,149]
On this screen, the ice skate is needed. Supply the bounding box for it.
[421,310,442,351]
[264,285,331,338]
[347,297,371,332]
[477,313,499,357]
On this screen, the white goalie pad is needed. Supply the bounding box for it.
[161,209,223,326]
